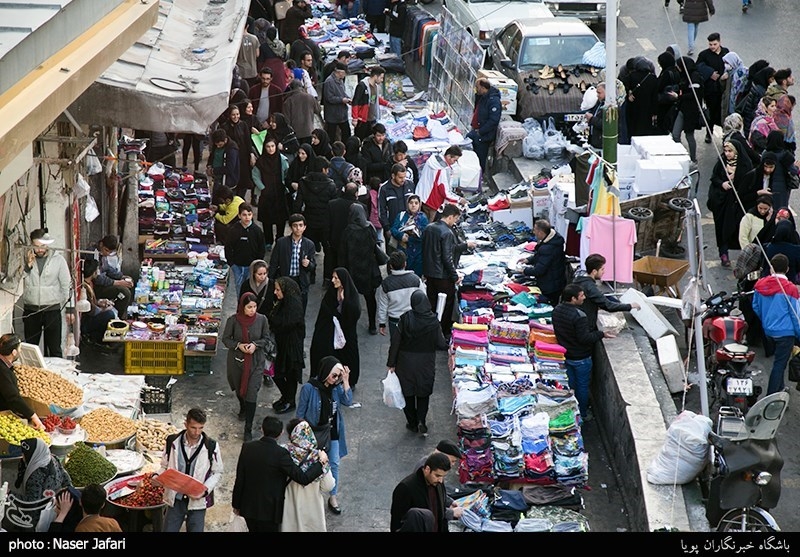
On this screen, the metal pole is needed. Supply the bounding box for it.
[603,0,619,288]
[684,201,709,418]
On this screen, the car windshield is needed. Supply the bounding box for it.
[470,0,543,4]
[518,35,599,68]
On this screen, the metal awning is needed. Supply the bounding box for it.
[68,0,250,134]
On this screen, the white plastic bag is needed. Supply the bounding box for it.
[332,316,346,350]
[523,134,545,160]
[227,513,248,532]
[597,309,626,335]
[382,371,405,409]
[647,410,712,485]
[85,195,100,222]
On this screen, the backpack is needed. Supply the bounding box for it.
[165,431,218,506]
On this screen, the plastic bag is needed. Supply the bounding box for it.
[597,310,626,335]
[382,371,406,409]
[523,134,545,160]
[646,410,712,485]
[227,513,248,532]
[85,195,100,222]
[332,316,346,350]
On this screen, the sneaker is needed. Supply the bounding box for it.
[720,253,731,267]
[467,202,488,214]
[510,188,529,199]
[687,48,693,56]
[275,401,296,414]
[263,375,273,386]
[704,133,712,144]
[487,192,507,206]
[418,423,428,435]
[264,243,272,251]
[488,197,510,211]
[406,423,418,433]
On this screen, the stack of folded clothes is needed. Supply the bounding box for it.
[457,415,494,484]
[549,408,588,486]
[520,411,557,484]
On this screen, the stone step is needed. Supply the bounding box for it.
[488,171,518,192]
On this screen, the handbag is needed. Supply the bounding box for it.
[788,347,800,382]
[374,243,389,266]
[274,0,291,20]
[332,316,346,349]
[788,166,800,190]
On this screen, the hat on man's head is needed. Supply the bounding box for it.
[436,439,462,459]
[30,228,54,245]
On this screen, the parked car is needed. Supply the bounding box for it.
[487,17,604,122]
[442,0,554,47]
[542,0,616,25]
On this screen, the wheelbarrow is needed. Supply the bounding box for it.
[632,255,690,298]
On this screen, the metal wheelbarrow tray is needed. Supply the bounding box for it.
[632,256,690,298]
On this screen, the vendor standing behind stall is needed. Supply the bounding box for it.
[0,334,44,430]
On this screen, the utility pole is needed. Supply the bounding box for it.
[602,0,618,166]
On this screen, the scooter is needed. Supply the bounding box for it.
[704,390,789,532]
[701,291,762,413]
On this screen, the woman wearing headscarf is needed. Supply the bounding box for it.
[239,259,274,385]
[268,277,306,414]
[265,112,299,155]
[739,66,775,135]
[623,56,659,137]
[739,195,773,248]
[258,26,289,93]
[285,143,315,209]
[748,96,780,153]
[387,290,448,435]
[311,128,333,159]
[672,56,704,163]
[338,203,383,335]
[762,129,797,211]
[764,217,800,282]
[253,135,290,248]
[295,355,353,515]
[722,52,748,122]
[309,267,361,387]
[655,50,681,134]
[723,113,760,168]
[15,437,73,530]
[222,292,271,441]
[281,418,336,531]
[707,139,755,266]
[220,104,256,200]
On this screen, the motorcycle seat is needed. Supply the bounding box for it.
[722,342,749,354]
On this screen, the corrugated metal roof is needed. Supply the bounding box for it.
[69,0,249,134]
[0,0,123,95]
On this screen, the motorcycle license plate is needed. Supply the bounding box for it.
[564,114,583,122]
[727,378,753,396]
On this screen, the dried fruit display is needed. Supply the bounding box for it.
[115,473,164,508]
[79,408,137,443]
[135,419,180,452]
[14,365,83,408]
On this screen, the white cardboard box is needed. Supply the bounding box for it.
[529,190,550,218]
[620,288,679,340]
[634,158,686,195]
[649,155,691,177]
[631,135,689,159]
[618,177,635,201]
[617,144,640,178]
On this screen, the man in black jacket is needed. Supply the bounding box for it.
[361,123,393,183]
[390,452,461,532]
[269,213,317,313]
[573,254,640,332]
[518,219,567,306]
[378,163,416,249]
[422,203,462,339]
[327,182,359,275]
[695,32,729,143]
[225,203,266,294]
[296,157,339,282]
[232,416,327,532]
[551,284,615,422]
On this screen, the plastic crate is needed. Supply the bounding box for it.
[184,355,213,374]
[125,341,184,375]
[140,376,174,414]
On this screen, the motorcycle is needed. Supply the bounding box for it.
[701,291,762,412]
[704,390,789,532]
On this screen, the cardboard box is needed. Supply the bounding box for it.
[491,206,533,228]
[617,144,640,178]
[634,158,685,195]
[649,155,692,177]
[631,135,689,159]
[620,288,679,340]
[477,69,517,115]
[618,177,635,202]
[529,188,550,218]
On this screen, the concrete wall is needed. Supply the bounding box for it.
[592,326,707,532]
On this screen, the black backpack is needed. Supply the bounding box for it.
[165,431,217,464]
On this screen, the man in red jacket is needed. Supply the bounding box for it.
[351,66,394,140]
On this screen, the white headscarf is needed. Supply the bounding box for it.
[21,438,51,488]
